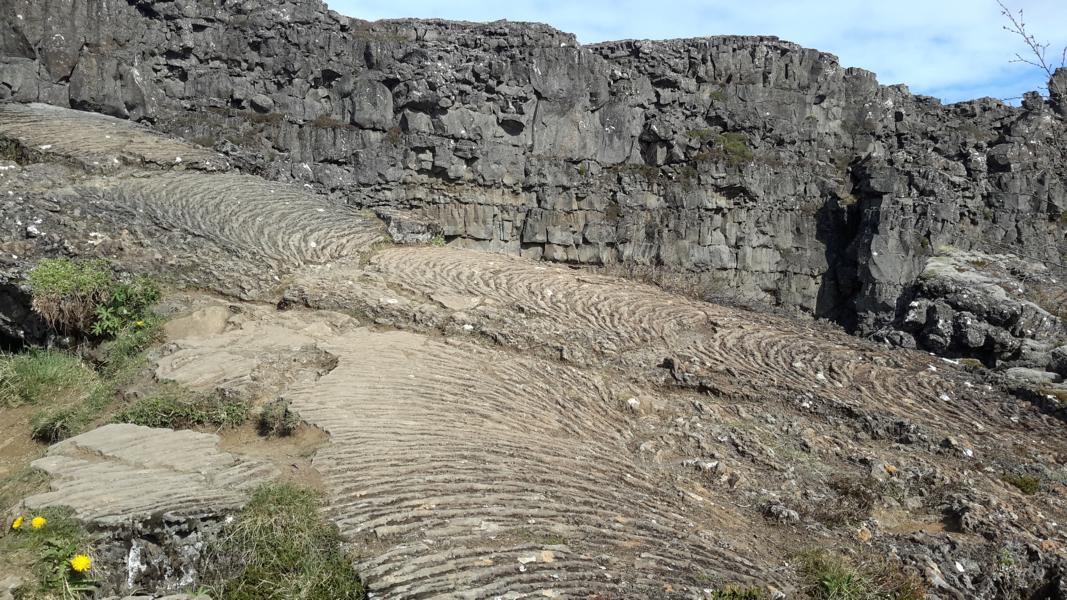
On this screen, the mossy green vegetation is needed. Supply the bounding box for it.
[1001,473,1041,495]
[714,132,754,166]
[114,384,248,430]
[206,483,365,600]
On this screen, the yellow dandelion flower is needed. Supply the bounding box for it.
[134,320,146,328]
[10,516,23,530]
[30,516,47,529]
[70,554,92,573]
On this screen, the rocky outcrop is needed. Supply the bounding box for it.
[25,424,278,595]
[898,249,1067,371]
[1,0,1065,357]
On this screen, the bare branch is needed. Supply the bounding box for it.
[997,0,1065,80]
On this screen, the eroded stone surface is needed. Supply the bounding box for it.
[1,96,1065,599]
[27,424,277,524]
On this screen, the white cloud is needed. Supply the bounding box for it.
[328,0,1067,102]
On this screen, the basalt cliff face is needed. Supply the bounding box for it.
[2,1,1067,356]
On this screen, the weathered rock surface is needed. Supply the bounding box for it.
[2,0,1065,353]
[27,424,277,523]
[1,15,1066,600]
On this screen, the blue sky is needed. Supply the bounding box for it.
[328,0,1067,103]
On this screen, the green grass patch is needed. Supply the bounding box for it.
[29,384,113,444]
[687,128,714,140]
[799,550,925,600]
[0,506,96,598]
[0,350,97,408]
[713,132,754,166]
[205,483,365,600]
[25,323,165,443]
[97,316,165,378]
[1001,473,1041,495]
[114,384,248,430]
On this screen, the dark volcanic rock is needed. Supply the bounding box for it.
[1,0,1065,355]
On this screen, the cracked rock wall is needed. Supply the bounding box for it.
[2,0,1066,339]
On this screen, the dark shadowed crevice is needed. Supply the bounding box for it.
[814,195,863,330]
[0,283,48,351]
[129,0,161,20]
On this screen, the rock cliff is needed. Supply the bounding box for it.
[2,0,1066,364]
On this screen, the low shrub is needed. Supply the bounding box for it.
[1002,473,1041,495]
[90,276,161,337]
[806,476,880,527]
[206,483,365,600]
[257,399,299,438]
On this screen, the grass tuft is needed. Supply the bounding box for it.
[27,258,160,338]
[798,550,925,600]
[30,384,114,444]
[0,468,49,513]
[205,482,365,600]
[257,399,299,438]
